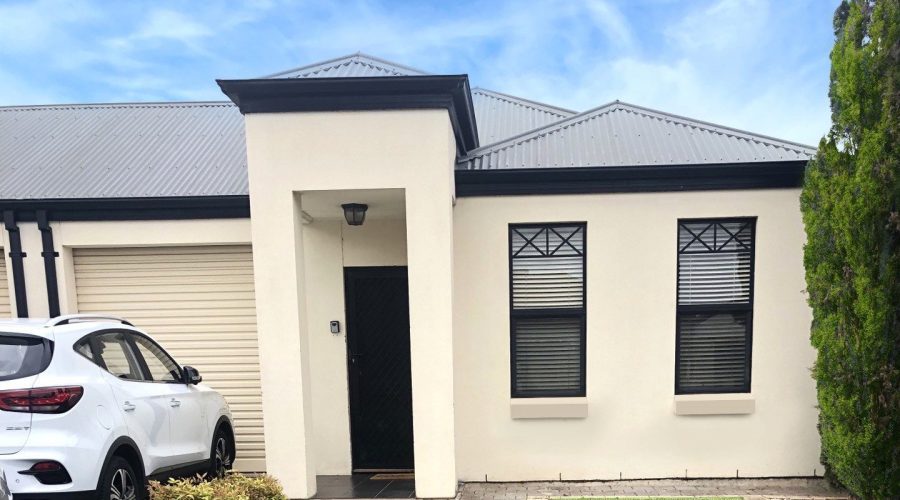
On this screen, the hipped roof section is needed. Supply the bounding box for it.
[459,100,816,170]
[0,102,246,199]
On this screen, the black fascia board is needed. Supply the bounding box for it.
[216,75,479,156]
[454,161,808,197]
[0,195,250,222]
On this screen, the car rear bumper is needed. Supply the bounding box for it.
[13,492,95,499]
[0,450,98,496]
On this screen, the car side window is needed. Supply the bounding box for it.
[131,334,180,383]
[74,339,94,360]
[94,332,145,381]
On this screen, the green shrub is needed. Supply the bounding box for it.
[149,473,288,500]
[801,1,900,498]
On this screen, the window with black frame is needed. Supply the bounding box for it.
[509,223,586,398]
[676,218,756,394]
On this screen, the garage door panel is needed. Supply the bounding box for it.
[77,298,256,309]
[75,265,255,276]
[0,251,9,317]
[74,257,255,267]
[85,307,258,318]
[161,347,259,358]
[74,245,266,472]
[75,264,253,275]
[158,337,259,347]
[73,277,253,295]
[74,247,253,258]
[75,279,255,290]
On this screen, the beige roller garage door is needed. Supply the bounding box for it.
[73,245,265,472]
[0,250,10,317]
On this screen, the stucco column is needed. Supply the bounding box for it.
[251,192,317,498]
[406,186,457,498]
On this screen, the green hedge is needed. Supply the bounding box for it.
[801,1,900,498]
[149,474,287,500]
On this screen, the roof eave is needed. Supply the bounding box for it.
[454,160,810,197]
[0,195,250,221]
[217,75,479,155]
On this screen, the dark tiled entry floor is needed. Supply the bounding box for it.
[314,474,416,499]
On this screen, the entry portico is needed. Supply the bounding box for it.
[221,73,478,498]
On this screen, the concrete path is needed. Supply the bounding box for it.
[457,478,848,500]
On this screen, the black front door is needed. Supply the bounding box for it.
[344,266,414,471]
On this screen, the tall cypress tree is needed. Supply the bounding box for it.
[801,1,900,497]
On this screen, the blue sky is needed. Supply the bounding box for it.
[0,0,835,145]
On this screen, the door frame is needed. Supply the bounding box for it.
[343,266,414,472]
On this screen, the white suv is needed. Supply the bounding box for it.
[0,315,235,499]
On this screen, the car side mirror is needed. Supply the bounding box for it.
[182,366,202,385]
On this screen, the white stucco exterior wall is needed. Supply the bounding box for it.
[244,109,458,498]
[452,188,820,481]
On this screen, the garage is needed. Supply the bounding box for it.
[0,252,10,317]
[72,245,265,472]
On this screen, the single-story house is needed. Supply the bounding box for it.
[0,53,821,499]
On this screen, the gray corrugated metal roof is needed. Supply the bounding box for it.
[459,101,816,170]
[263,52,428,79]
[263,54,572,145]
[472,88,576,146]
[0,55,817,201]
[0,102,247,199]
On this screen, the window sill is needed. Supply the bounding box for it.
[510,397,588,419]
[673,393,755,415]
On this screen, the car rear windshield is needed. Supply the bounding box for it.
[0,334,51,381]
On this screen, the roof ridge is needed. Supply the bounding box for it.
[261,52,429,79]
[472,87,577,116]
[464,99,816,158]
[0,100,234,111]
[464,100,622,155]
[610,101,817,153]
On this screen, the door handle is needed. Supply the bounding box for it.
[122,402,136,412]
[169,398,181,408]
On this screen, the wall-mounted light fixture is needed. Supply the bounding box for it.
[341,203,368,226]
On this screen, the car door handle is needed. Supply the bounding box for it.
[169,398,181,408]
[122,402,136,412]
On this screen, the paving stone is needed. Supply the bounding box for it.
[457,478,849,499]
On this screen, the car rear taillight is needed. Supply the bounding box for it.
[19,461,72,484]
[0,386,83,414]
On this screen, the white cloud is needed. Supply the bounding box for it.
[137,9,210,41]
[585,0,634,48]
[0,68,67,105]
[666,0,770,53]
[0,0,100,53]
[0,0,831,143]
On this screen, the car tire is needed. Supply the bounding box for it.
[207,428,235,479]
[97,455,144,500]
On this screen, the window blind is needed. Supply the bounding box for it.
[510,224,586,398]
[676,219,755,394]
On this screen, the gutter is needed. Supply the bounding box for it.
[36,210,60,318]
[3,211,28,317]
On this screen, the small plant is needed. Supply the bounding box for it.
[149,473,288,500]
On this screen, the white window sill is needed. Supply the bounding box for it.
[510,397,588,419]
[673,393,755,415]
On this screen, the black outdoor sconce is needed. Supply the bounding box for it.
[341,203,368,226]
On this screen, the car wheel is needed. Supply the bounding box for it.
[208,429,234,479]
[98,456,143,500]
